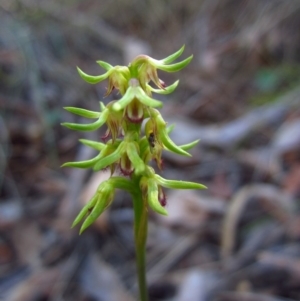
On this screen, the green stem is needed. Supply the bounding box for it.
[132,189,149,301]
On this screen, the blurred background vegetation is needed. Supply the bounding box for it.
[1,1,300,301]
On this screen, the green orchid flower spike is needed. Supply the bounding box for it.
[62,45,206,301]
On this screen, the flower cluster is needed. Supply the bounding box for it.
[62,46,206,234]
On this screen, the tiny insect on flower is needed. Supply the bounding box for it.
[148,131,155,148]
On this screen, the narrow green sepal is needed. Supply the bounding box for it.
[155,174,207,190]
[148,178,168,216]
[112,87,135,111]
[79,191,111,234]
[61,110,108,131]
[154,115,191,156]
[161,45,185,64]
[136,87,163,108]
[112,86,163,111]
[126,142,145,175]
[161,129,191,156]
[96,60,113,71]
[166,124,175,134]
[100,102,106,112]
[158,55,193,72]
[61,153,102,169]
[79,139,105,151]
[149,80,179,95]
[139,137,151,162]
[79,181,115,234]
[179,139,200,151]
[72,195,97,228]
[108,177,135,194]
[61,119,102,131]
[64,107,101,118]
[77,66,109,84]
[93,143,124,171]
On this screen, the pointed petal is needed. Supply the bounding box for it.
[126,142,145,174]
[160,128,191,156]
[79,139,106,151]
[108,176,135,194]
[93,143,124,171]
[157,55,193,72]
[100,102,106,111]
[136,87,163,108]
[72,195,97,228]
[149,80,179,95]
[139,136,151,162]
[155,174,207,190]
[61,110,109,131]
[79,190,112,234]
[61,153,102,169]
[154,115,191,156]
[96,60,113,71]
[64,107,101,118]
[77,67,109,84]
[179,139,199,151]
[112,87,134,111]
[161,45,185,64]
[166,124,175,134]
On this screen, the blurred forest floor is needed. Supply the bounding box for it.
[1,0,300,300]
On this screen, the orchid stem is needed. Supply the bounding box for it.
[132,189,148,301]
